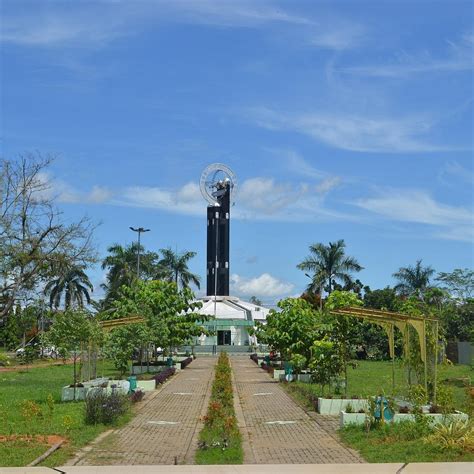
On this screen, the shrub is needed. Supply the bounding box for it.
[130,389,145,403]
[196,352,242,463]
[153,367,176,386]
[0,353,10,366]
[180,357,193,370]
[424,420,474,452]
[84,390,130,425]
[250,353,258,364]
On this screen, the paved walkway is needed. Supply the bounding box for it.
[232,358,364,464]
[72,357,215,466]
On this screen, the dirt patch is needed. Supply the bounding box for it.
[0,434,68,445]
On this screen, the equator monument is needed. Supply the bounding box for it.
[193,163,269,351]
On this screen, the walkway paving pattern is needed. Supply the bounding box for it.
[73,356,362,465]
[74,357,215,465]
[233,358,363,464]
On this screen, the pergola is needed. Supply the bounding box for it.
[330,307,439,401]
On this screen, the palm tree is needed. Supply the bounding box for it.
[158,248,200,290]
[44,266,93,310]
[392,260,435,298]
[297,239,363,295]
[101,243,159,305]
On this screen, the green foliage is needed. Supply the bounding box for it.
[290,354,307,374]
[158,247,201,290]
[436,384,455,415]
[424,420,474,453]
[341,421,474,463]
[308,339,343,389]
[436,268,474,301]
[254,297,326,361]
[84,391,130,425]
[325,290,363,310]
[0,352,10,366]
[196,353,242,464]
[104,324,148,376]
[0,314,20,350]
[297,239,363,295]
[43,310,102,385]
[393,259,435,298]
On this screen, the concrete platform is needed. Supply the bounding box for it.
[1,464,473,474]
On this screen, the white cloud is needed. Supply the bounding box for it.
[355,189,473,242]
[119,182,203,216]
[309,22,365,50]
[231,273,294,297]
[340,33,473,78]
[117,177,347,222]
[245,106,453,153]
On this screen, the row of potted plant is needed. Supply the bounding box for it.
[153,367,176,386]
[180,357,193,369]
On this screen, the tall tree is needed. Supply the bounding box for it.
[392,259,435,298]
[435,268,474,301]
[297,239,363,295]
[158,248,200,290]
[44,266,93,310]
[0,154,96,318]
[101,243,158,305]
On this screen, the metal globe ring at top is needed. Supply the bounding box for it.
[200,163,237,206]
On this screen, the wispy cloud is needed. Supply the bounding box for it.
[355,188,473,242]
[118,177,347,222]
[340,33,473,78]
[231,273,294,297]
[439,161,474,186]
[244,106,451,153]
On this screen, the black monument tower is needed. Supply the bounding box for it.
[206,179,231,296]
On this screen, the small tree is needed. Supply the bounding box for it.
[325,290,363,396]
[309,339,344,394]
[255,297,327,364]
[43,310,99,400]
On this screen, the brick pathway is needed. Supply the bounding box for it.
[74,357,215,465]
[232,358,364,464]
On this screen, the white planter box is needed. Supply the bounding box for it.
[297,374,312,383]
[61,386,88,402]
[108,380,130,394]
[131,365,165,375]
[340,410,469,428]
[137,380,156,392]
[273,369,285,380]
[339,411,367,427]
[393,411,469,425]
[318,398,368,415]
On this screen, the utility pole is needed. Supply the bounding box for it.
[129,227,150,279]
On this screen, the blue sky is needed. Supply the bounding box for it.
[1,0,473,304]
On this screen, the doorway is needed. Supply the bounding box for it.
[217,330,231,345]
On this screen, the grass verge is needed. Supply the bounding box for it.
[195,352,243,464]
[340,422,474,463]
[0,361,131,467]
[283,360,472,414]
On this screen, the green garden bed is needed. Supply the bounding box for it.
[0,361,130,467]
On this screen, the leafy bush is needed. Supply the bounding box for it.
[424,420,474,452]
[180,357,193,369]
[153,367,176,386]
[130,389,145,403]
[84,390,130,425]
[0,352,10,366]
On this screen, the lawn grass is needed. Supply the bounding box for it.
[286,360,472,414]
[0,360,130,467]
[340,423,474,463]
[281,360,473,463]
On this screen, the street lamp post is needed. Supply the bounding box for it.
[129,227,151,279]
